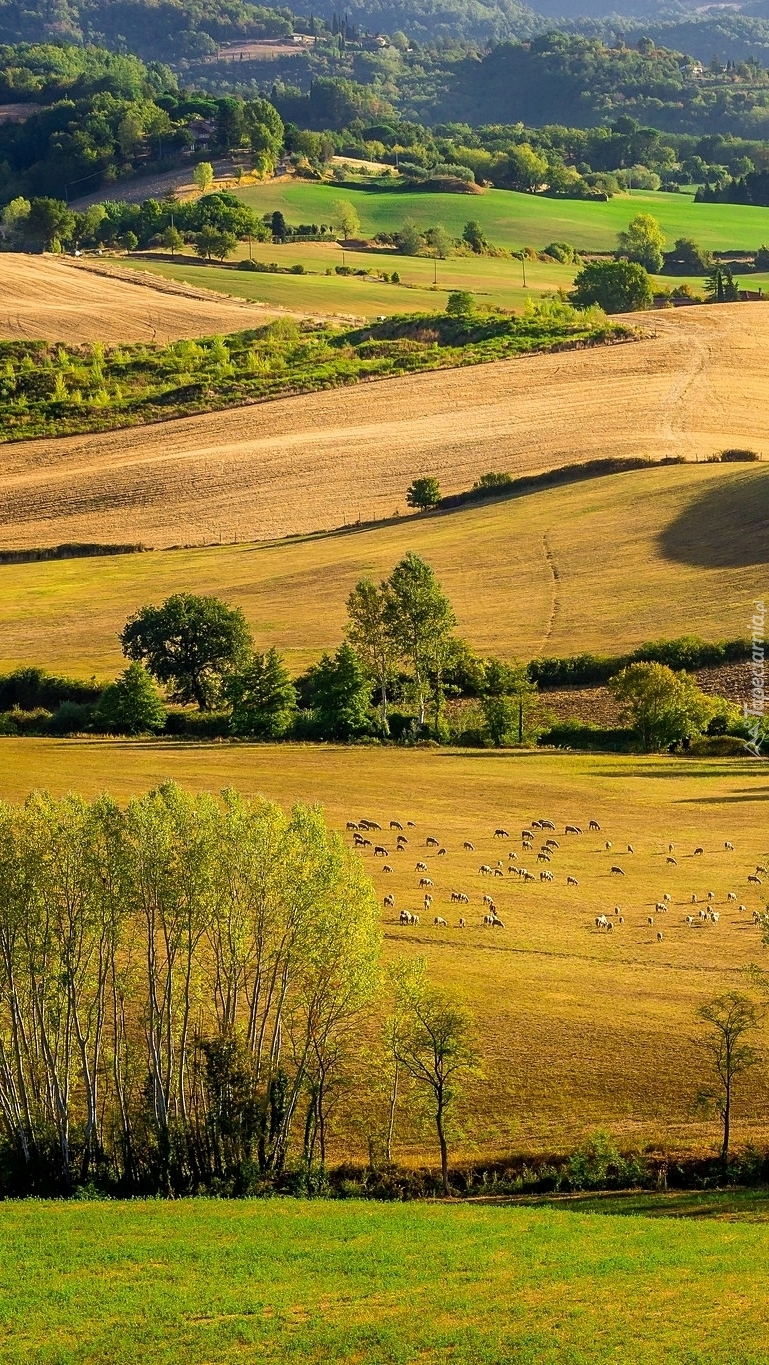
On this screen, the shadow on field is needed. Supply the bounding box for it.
[659,469,769,568]
[499,1189,769,1220]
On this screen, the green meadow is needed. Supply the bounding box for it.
[2,1196,769,1365]
[124,183,769,315]
[234,181,769,252]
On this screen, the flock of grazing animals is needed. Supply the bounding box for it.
[345,813,768,947]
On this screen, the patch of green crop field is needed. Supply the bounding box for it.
[2,1196,769,1364]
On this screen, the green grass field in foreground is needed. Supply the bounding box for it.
[235,181,769,252]
[2,1196,769,1365]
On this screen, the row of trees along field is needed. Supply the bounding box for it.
[0,781,499,1196]
[0,550,755,752]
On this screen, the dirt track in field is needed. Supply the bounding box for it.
[1,301,768,549]
[0,253,297,346]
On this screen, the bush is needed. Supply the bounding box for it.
[163,709,230,738]
[48,700,95,734]
[3,707,52,734]
[543,241,577,264]
[567,1132,648,1191]
[446,290,475,316]
[539,719,636,751]
[720,448,761,462]
[0,666,102,710]
[571,259,653,314]
[472,471,513,489]
[237,259,260,271]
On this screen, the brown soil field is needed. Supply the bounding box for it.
[2,738,768,1157]
[1,302,768,551]
[0,254,296,345]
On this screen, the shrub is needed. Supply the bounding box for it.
[720,448,761,462]
[543,241,577,263]
[446,290,474,316]
[539,719,636,752]
[237,259,259,271]
[472,471,513,489]
[0,666,102,710]
[567,1132,648,1191]
[95,662,167,735]
[48,700,95,734]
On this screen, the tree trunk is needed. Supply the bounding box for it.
[385,1059,399,1164]
[436,1090,449,1195]
[722,1077,731,1163]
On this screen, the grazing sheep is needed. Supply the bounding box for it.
[657,931,664,943]
[482,914,495,927]
[433,916,448,927]
[437,848,447,857]
[541,820,556,831]
[711,912,720,924]
[483,894,496,909]
[654,902,666,914]
[390,820,403,831]
[494,828,510,839]
[383,865,394,874]
[494,868,504,878]
[694,847,704,856]
[565,825,582,835]
[614,906,622,916]
[685,915,694,925]
[521,830,534,842]
[419,877,434,888]
[668,843,674,853]
[707,890,715,902]
[727,892,737,902]
[540,870,554,882]
[479,864,493,876]
[545,839,560,850]
[463,841,475,851]
[663,893,672,903]
[647,916,654,926]
[426,836,439,848]
[383,894,395,908]
[537,851,551,863]
[424,894,432,910]
[353,833,366,846]
[368,822,382,831]
[361,838,373,848]
[374,845,388,858]
[667,857,677,866]
[595,914,609,930]
[725,841,735,851]
[589,820,601,832]
[397,834,408,845]
[400,910,419,925]
[459,917,466,928]
[523,872,536,883]
[739,904,748,914]
[749,875,763,886]
[508,850,519,861]
[492,917,506,929]
[415,861,428,872]
[566,876,578,887]
[346,821,359,831]
[610,866,625,876]
[606,920,614,932]
[758,865,768,875]
[605,841,612,851]
[522,842,534,853]
[627,844,634,854]
[691,893,698,904]
[407,821,416,828]
[451,891,469,904]
[618,916,624,925]
[699,908,709,921]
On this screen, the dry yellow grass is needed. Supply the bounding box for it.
[0,461,764,674]
[2,737,767,1156]
[0,254,297,345]
[1,302,768,551]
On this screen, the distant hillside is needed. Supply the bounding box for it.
[433,33,769,134]
[0,0,293,63]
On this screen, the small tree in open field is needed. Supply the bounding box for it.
[333,198,360,242]
[384,552,456,729]
[388,959,479,1194]
[96,662,167,734]
[225,647,297,737]
[694,992,762,1163]
[617,213,666,273]
[193,161,214,194]
[406,476,441,511]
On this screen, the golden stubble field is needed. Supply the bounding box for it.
[0,462,765,674]
[2,302,769,551]
[3,738,769,1157]
[0,254,296,345]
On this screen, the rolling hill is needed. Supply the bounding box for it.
[0,303,768,560]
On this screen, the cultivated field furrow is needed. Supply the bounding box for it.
[1,303,768,551]
[0,253,294,345]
